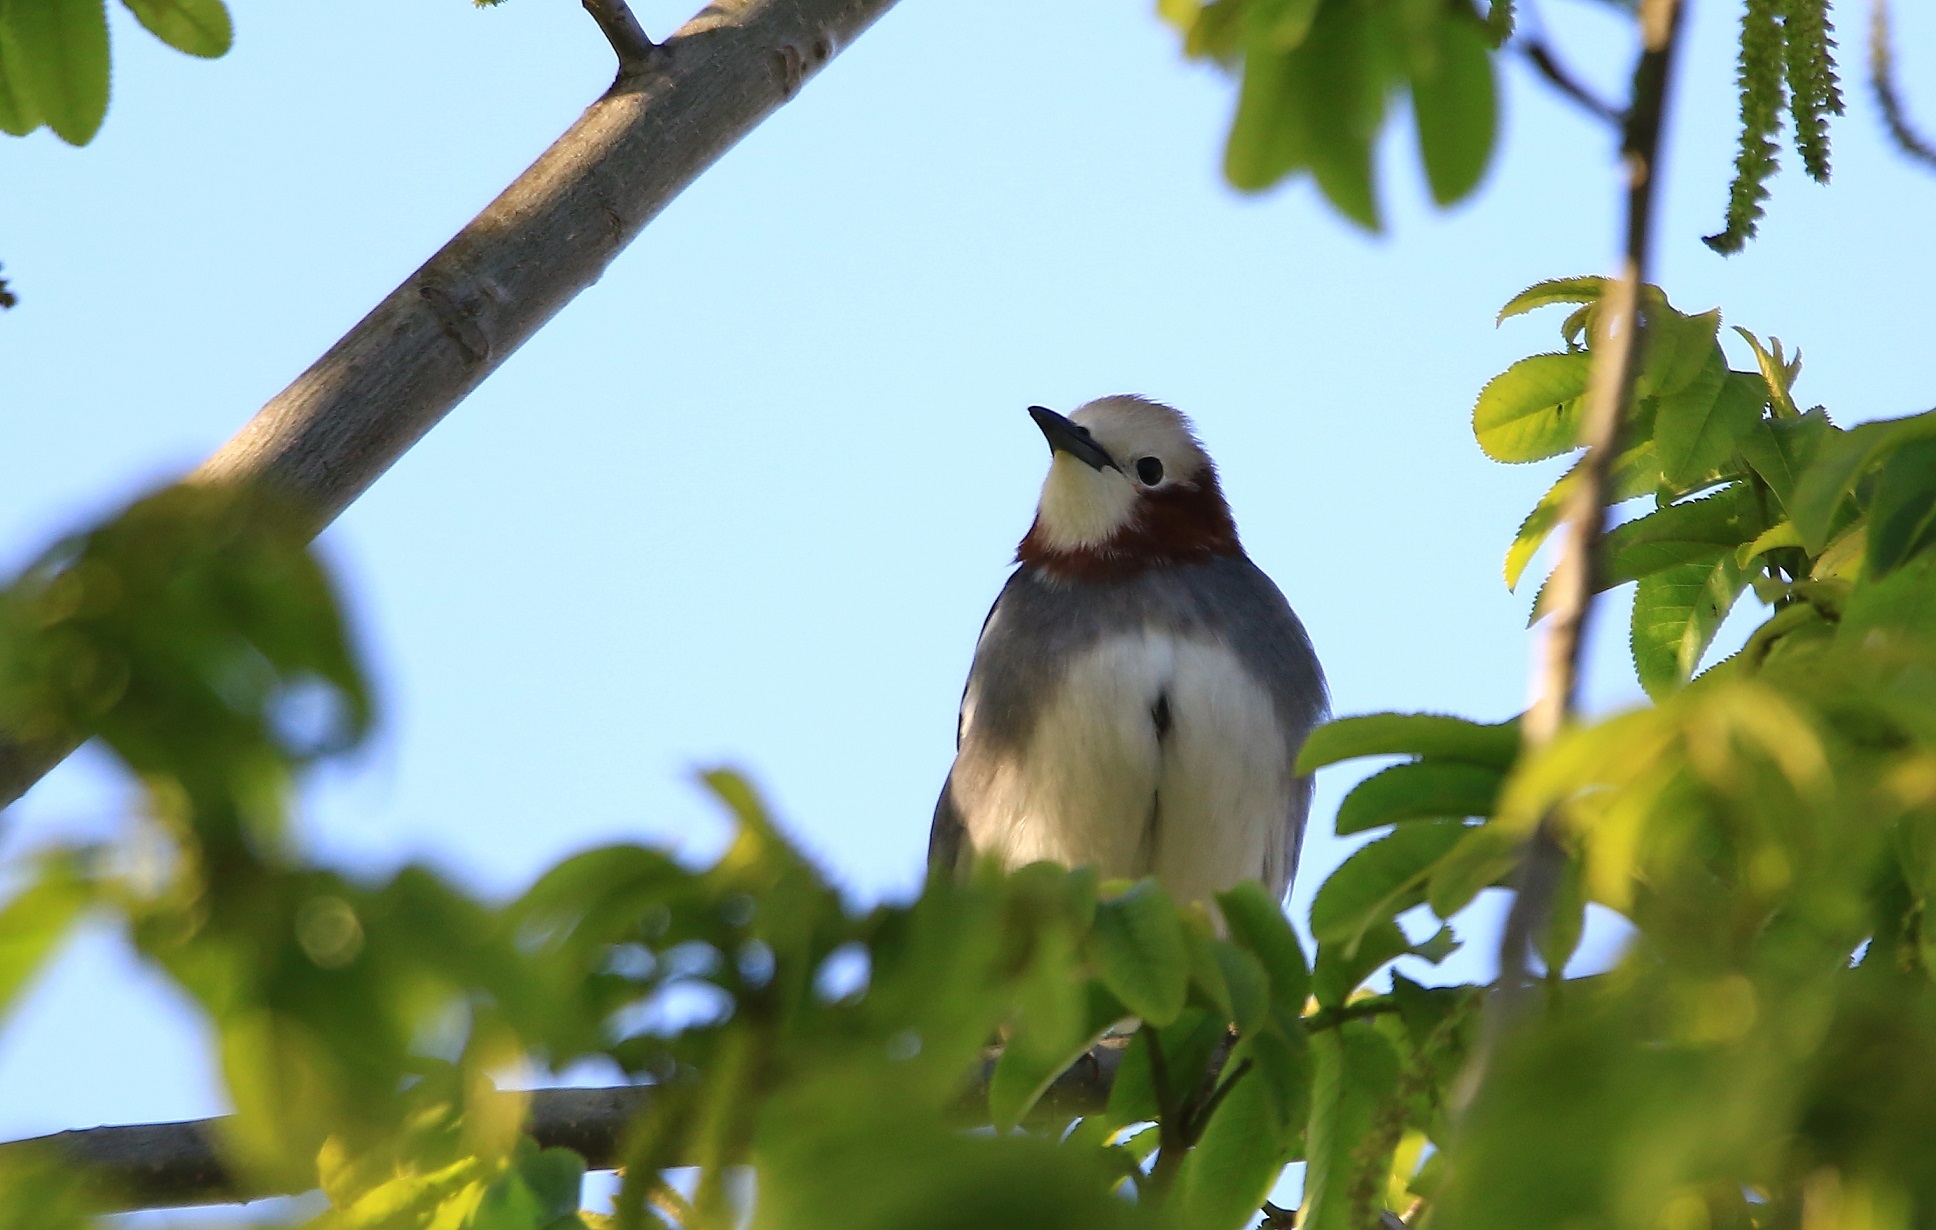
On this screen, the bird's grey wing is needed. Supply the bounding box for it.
[927,573,1027,878]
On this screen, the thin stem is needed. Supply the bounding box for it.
[1871,0,1936,169]
[1523,39,1624,125]
[582,0,658,70]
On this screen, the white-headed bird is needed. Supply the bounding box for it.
[929,395,1327,907]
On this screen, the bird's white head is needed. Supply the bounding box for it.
[1017,395,1242,582]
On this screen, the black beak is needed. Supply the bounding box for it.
[1028,405,1119,472]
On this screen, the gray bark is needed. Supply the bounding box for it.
[0,0,901,812]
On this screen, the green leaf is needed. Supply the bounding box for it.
[1654,361,1764,491]
[1602,484,1764,589]
[1245,0,1321,49]
[1635,307,1720,401]
[1409,14,1495,205]
[1630,552,1748,697]
[1297,712,1521,773]
[1174,1066,1293,1230]
[1312,920,1457,1006]
[1732,326,1802,417]
[1839,553,1936,647]
[0,25,44,135]
[1504,442,1660,590]
[1089,879,1189,1026]
[1426,823,1520,918]
[1198,938,1271,1035]
[1311,821,1471,955]
[4,0,109,144]
[1865,437,1936,579]
[1217,881,1310,1015]
[0,856,91,1020]
[1473,351,1591,463]
[121,0,232,57]
[1303,3,1388,230]
[1791,411,1936,552]
[1735,520,1802,568]
[1496,276,1606,325]
[1301,1023,1402,1230]
[1224,44,1312,191]
[990,976,1121,1130]
[1335,762,1503,835]
[1738,407,1831,510]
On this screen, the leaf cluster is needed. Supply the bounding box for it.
[1159,0,1502,229]
[0,0,232,146]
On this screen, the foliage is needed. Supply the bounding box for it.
[0,0,232,146]
[1157,0,1503,229]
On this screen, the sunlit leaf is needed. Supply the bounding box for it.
[1738,407,1831,510]
[1473,351,1590,463]
[1497,275,1606,325]
[0,855,91,1022]
[1654,361,1764,491]
[1217,881,1310,1015]
[1301,1023,1401,1230]
[1792,411,1936,552]
[1631,553,1749,697]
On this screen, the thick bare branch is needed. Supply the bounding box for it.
[0,1042,1134,1213]
[0,0,901,814]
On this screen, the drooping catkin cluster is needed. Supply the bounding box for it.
[1705,0,1846,254]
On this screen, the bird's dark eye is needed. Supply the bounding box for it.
[1135,456,1165,486]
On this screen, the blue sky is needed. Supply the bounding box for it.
[0,0,1931,1201]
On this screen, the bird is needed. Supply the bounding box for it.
[929,394,1327,909]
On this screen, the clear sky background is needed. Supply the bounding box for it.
[1,0,1931,1212]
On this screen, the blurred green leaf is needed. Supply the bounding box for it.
[1426,823,1520,918]
[1864,437,1936,579]
[0,27,42,135]
[1505,443,1660,591]
[1312,820,1470,955]
[3,0,109,144]
[1473,351,1590,463]
[121,0,232,57]
[991,946,1115,1129]
[1089,879,1190,1026]
[1297,712,1520,773]
[0,854,91,1023]
[1301,1023,1401,1230]
[1409,14,1495,205]
[1738,407,1831,510]
[1246,0,1321,49]
[1173,1065,1292,1230]
[1335,762,1502,834]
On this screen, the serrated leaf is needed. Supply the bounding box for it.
[1654,358,1764,490]
[1496,276,1606,325]
[1792,411,1936,552]
[1335,761,1503,834]
[1735,520,1801,568]
[1089,879,1189,1026]
[1426,823,1520,918]
[122,0,232,57]
[1636,307,1720,401]
[1505,443,1660,590]
[1410,14,1495,205]
[1298,712,1521,773]
[1602,484,1763,589]
[1311,820,1471,955]
[1473,351,1591,463]
[1630,553,1748,697]
[5,0,109,145]
[1217,881,1310,1015]
[1301,1024,1402,1230]
[1312,920,1458,1006]
[1738,407,1831,510]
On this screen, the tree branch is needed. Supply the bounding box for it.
[582,0,659,72]
[1521,38,1623,126]
[0,1042,1134,1213]
[0,0,900,814]
[1491,0,1686,1029]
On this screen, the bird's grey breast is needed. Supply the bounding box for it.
[962,556,1326,756]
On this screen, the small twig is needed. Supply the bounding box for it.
[1186,1058,1254,1137]
[1259,1199,1298,1227]
[1522,38,1624,125]
[581,0,657,71]
[1871,0,1936,169]
[1301,994,1402,1033]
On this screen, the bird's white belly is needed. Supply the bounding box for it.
[959,630,1293,905]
